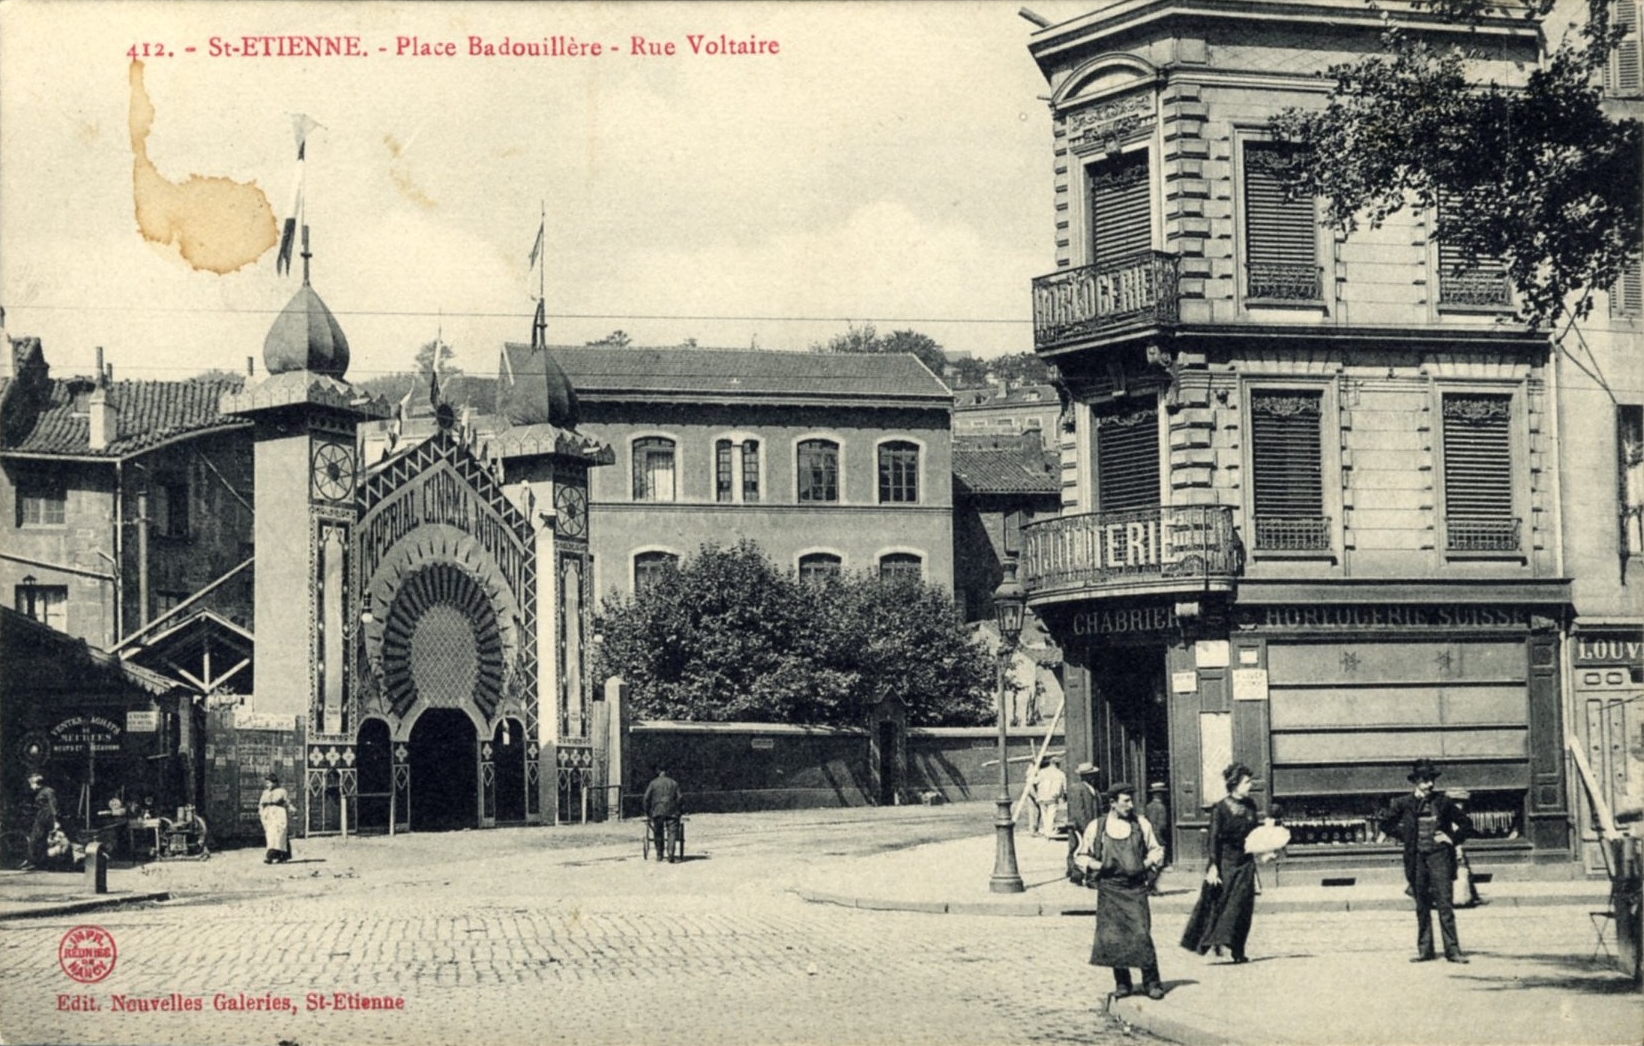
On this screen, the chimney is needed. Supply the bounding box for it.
[88,352,117,450]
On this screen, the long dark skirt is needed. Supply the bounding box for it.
[1089,879,1159,969]
[1181,862,1256,956]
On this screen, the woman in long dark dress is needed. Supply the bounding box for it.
[1181,762,1260,963]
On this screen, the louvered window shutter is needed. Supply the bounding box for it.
[1610,1,1642,95]
[1244,144,1319,300]
[1437,195,1511,307]
[1612,256,1643,317]
[1443,394,1517,551]
[1095,402,1160,512]
[1090,151,1152,267]
[1250,391,1328,550]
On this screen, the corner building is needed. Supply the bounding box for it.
[1024,0,1573,872]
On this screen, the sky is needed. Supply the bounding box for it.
[0,0,1098,384]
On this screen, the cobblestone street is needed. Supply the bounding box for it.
[0,808,1145,1046]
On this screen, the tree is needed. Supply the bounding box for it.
[586,330,633,348]
[988,352,1056,388]
[594,541,995,726]
[945,355,993,388]
[1272,0,1642,327]
[813,323,951,377]
[413,338,462,378]
[187,368,247,387]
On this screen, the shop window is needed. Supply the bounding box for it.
[1442,393,1518,552]
[1607,0,1642,97]
[631,437,676,502]
[1436,195,1511,308]
[633,551,679,594]
[152,477,190,538]
[1243,143,1320,301]
[1611,255,1643,318]
[877,441,919,504]
[742,440,760,503]
[14,583,67,630]
[878,552,923,581]
[16,475,65,527]
[1089,149,1152,267]
[797,439,839,503]
[798,552,842,582]
[1093,401,1159,513]
[1250,390,1329,551]
[1620,405,1644,559]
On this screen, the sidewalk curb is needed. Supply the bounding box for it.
[794,887,1606,917]
[0,890,171,922]
[1110,998,1282,1046]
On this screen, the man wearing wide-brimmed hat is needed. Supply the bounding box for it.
[1064,761,1102,886]
[1379,757,1473,963]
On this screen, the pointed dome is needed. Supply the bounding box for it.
[497,342,579,428]
[264,284,350,378]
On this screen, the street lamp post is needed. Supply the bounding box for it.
[989,557,1026,893]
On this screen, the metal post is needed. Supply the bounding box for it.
[989,557,1027,894]
[990,644,1025,893]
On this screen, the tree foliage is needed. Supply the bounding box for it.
[594,540,996,727]
[413,338,461,377]
[812,323,950,377]
[586,329,633,348]
[1272,0,1641,326]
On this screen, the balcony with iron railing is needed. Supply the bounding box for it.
[1445,517,1521,553]
[1031,251,1179,352]
[1252,515,1332,553]
[1020,505,1241,605]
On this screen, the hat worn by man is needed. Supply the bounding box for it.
[1407,757,1442,782]
[1148,781,1168,793]
[1105,781,1137,801]
[1075,761,1099,777]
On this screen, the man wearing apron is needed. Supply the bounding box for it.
[1079,781,1167,1000]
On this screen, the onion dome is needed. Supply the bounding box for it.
[263,283,350,378]
[496,342,579,429]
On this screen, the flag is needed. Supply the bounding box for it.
[277,115,321,277]
[527,218,544,272]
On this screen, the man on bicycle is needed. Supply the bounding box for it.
[642,768,683,864]
[23,772,59,871]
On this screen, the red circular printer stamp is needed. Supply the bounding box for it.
[58,925,117,983]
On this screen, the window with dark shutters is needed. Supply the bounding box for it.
[1090,150,1152,266]
[1244,143,1320,301]
[1442,393,1518,551]
[1094,402,1159,512]
[1250,390,1329,550]
[1437,195,1511,307]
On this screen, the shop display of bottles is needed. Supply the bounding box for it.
[1277,797,1522,846]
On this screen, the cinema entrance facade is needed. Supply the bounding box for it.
[1025,521,1572,872]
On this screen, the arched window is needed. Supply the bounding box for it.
[632,437,676,501]
[633,551,679,593]
[878,552,923,581]
[877,441,919,503]
[798,552,843,582]
[797,439,839,502]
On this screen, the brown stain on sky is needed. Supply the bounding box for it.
[384,133,436,211]
[129,60,277,273]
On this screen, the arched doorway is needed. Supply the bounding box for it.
[408,708,478,831]
[492,717,527,824]
[356,719,392,832]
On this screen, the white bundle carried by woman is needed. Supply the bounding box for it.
[1244,822,1291,860]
